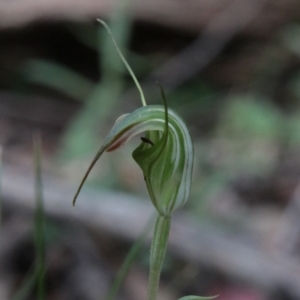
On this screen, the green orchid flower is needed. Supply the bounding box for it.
[72,93,193,300]
[72,20,193,214]
[73,94,193,218]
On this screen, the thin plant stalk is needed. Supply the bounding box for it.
[147,215,171,300]
[33,132,46,300]
[97,19,147,107]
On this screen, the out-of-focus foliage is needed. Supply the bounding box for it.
[23,6,133,160]
[24,59,93,101]
[215,95,282,177]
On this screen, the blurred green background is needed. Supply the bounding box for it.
[1,0,300,299]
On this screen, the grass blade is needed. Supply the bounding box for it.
[24,59,93,101]
[33,132,46,300]
[12,268,37,300]
[105,214,155,300]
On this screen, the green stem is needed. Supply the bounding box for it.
[147,214,171,300]
[97,19,147,107]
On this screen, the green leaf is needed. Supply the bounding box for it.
[23,59,93,101]
[178,295,218,300]
[73,103,193,217]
